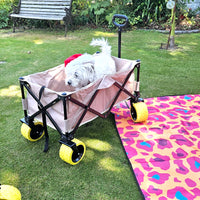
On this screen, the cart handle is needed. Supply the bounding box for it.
[112,14,129,29]
[112,14,129,58]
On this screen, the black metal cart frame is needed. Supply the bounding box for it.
[19,14,144,157]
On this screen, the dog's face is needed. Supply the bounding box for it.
[65,63,95,90]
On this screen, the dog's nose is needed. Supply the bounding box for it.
[67,80,72,85]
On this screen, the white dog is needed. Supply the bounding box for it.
[65,38,116,90]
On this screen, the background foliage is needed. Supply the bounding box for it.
[0,0,15,28]
[0,0,199,30]
[72,0,171,27]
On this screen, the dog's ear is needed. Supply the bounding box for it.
[89,64,94,73]
[85,64,94,73]
[86,64,95,83]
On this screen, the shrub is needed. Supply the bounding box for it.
[72,0,113,27]
[0,0,18,28]
[71,0,171,28]
[0,0,11,28]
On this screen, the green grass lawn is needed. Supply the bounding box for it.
[0,28,200,200]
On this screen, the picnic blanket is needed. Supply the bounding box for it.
[111,94,200,200]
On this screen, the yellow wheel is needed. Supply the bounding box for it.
[21,121,44,142]
[0,185,21,200]
[59,138,86,165]
[130,102,148,122]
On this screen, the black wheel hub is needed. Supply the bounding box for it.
[30,124,44,139]
[72,145,84,163]
[130,106,137,121]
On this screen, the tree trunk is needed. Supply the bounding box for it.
[169,36,175,49]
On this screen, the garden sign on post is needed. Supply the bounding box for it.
[166,0,176,49]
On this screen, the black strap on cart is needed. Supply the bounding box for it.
[38,86,49,152]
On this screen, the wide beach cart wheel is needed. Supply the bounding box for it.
[21,121,44,142]
[130,102,148,122]
[59,138,86,165]
[0,185,21,200]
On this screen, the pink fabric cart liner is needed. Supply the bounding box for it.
[23,56,138,133]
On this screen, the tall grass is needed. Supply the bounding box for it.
[0,28,199,199]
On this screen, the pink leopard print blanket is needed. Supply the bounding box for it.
[111,94,200,200]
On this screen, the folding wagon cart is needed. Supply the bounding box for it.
[18,15,148,165]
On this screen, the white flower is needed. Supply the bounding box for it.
[166,0,175,9]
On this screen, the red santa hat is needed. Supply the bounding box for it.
[64,54,82,67]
